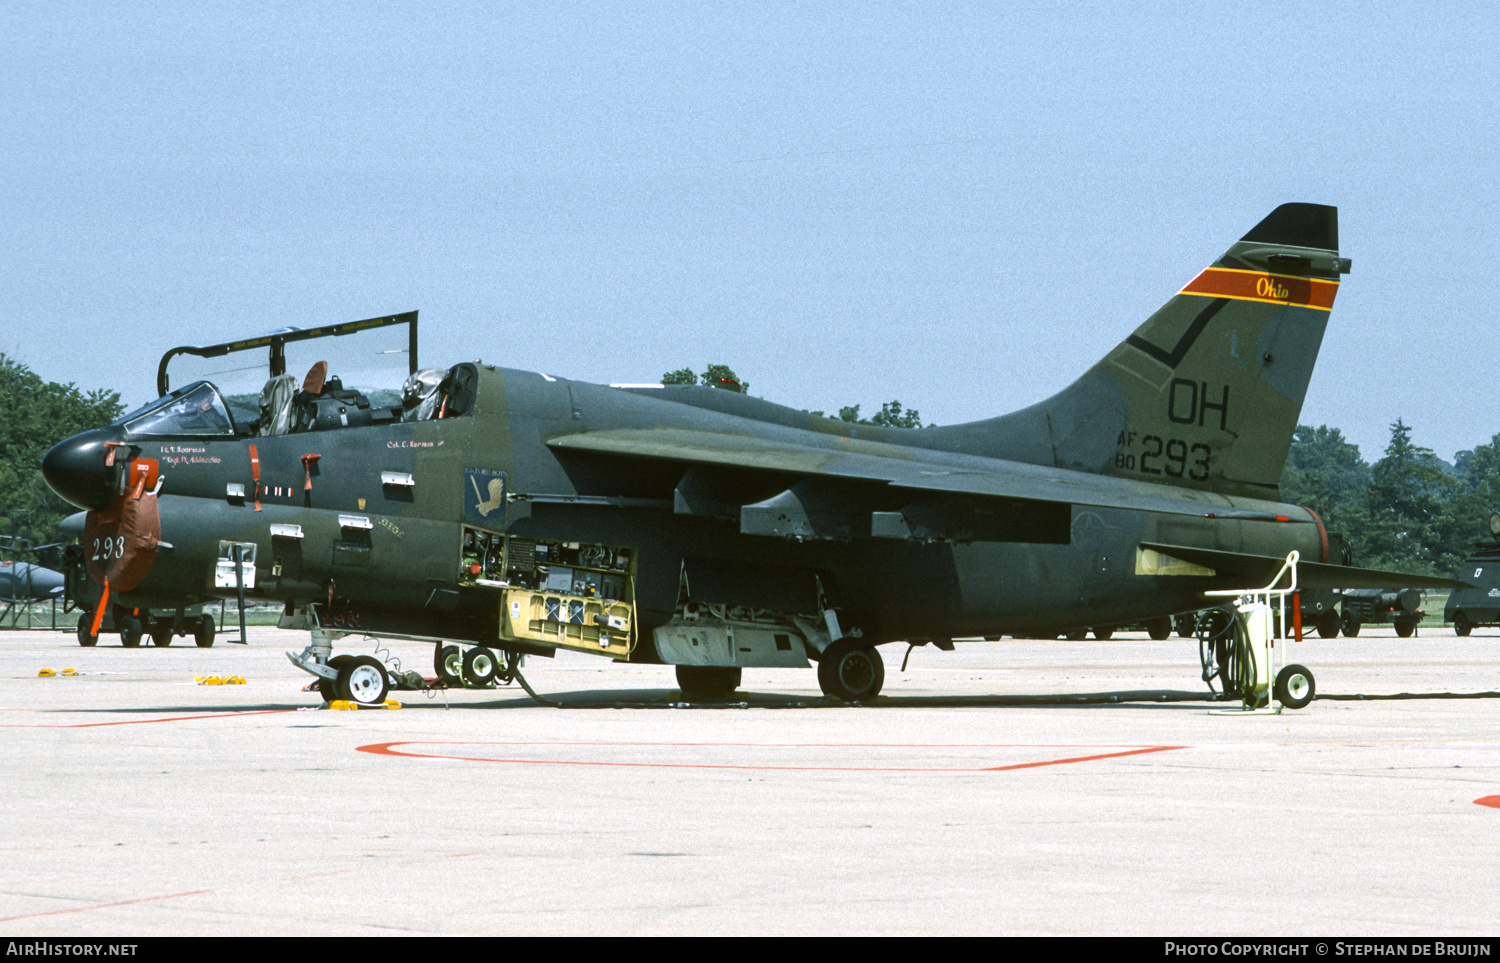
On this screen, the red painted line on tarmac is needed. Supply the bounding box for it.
[0,887,215,923]
[1475,796,1500,809]
[358,740,1186,772]
[982,745,1186,770]
[0,709,294,728]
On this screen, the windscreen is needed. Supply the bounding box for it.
[282,325,410,409]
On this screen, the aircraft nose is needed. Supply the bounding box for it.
[42,428,120,511]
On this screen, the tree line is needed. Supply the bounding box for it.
[0,355,123,553]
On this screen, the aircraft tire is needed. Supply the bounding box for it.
[434,645,464,686]
[1316,612,1340,639]
[1146,618,1171,641]
[817,641,884,701]
[336,655,389,705]
[1454,612,1473,637]
[1341,612,1361,638]
[1274,664,1316,710]
[76,614,97,647]
[1395,619,1417,639]
[194,615,215,648]
[675,665,741,699]
[462,646,500,687]
[120,616,143,648]
[319,655,353,702]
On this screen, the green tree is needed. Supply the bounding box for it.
[1359,419,1456,574]
[833,401,927,428]
[0,355,123,547]
[1279,424,1371,541]
[661,364,748,393]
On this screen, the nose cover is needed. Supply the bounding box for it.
[85,458,162,592]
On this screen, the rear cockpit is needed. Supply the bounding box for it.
[125,311,477,439]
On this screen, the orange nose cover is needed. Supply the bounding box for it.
[84,458,162,592]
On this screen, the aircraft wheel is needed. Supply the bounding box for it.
[76,614,97,647]
[1316,612,1340,639]
[1274,664,1316,709]
[434,644,464,686]
[1146,617,1171,641]
[1092,626,1113,641]
[1395,619,1417,639]
[336,655,390,705]
[817,641,884,701]
[194,615,215,648]
[462,646,500,687]
[1454,612,1473,637]
[675,665,741,699]
[120,616,143,648]
[150,621,173,647]
[1341,612,1361,638]
[319,655,352,702]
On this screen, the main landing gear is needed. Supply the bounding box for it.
[817,640,885,701]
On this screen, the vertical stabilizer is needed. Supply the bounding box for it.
[931,204,1350,501]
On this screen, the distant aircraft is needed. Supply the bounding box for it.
[40,203,1462,704]
[0,560,65,602]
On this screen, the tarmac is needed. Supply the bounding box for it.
[2,623,1499,936]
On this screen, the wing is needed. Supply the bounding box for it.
[546,428,1305,543]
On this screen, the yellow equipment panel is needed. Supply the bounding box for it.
[501,588,633,659]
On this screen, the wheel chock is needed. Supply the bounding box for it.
[196,676,225,685]
[226,676,246,685]
[60,668,77,676]
[326,699,402,710]
[38,668,56,677]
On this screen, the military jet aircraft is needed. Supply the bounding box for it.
[41,202,1460,705]
[0,560,65,602]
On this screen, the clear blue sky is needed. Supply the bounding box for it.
[3,1,1495,464]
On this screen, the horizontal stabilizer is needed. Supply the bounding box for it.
[1140,542,1474,592]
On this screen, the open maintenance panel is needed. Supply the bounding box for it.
[460,527,635,658]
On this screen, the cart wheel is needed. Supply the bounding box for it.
[1092,626,1114,641]
[1454,611,1473,637]
[1316,612,1340,639]
[1341,612,1361,638]
[1274,664,1316,709]
[120,616,143,648]
[150,622,173,647]
[1146,617,1171,641]
[1395,619,1416,639]
[77,614,98,647]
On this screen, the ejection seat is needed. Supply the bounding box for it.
[258,373,298,436]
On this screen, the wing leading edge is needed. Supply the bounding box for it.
[546,428,1308,541]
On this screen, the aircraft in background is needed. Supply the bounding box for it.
[40,203,1463,705]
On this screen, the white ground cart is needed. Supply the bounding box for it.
[1204,551,1316,714]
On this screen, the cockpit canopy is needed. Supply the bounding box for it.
[120,382,236,438]
[116,311,478,439]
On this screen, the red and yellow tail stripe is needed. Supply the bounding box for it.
[1180,267,1339,311]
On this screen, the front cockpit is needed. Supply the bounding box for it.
[42,311,477,510]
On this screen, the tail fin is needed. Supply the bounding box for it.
[936,203,1350,501]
